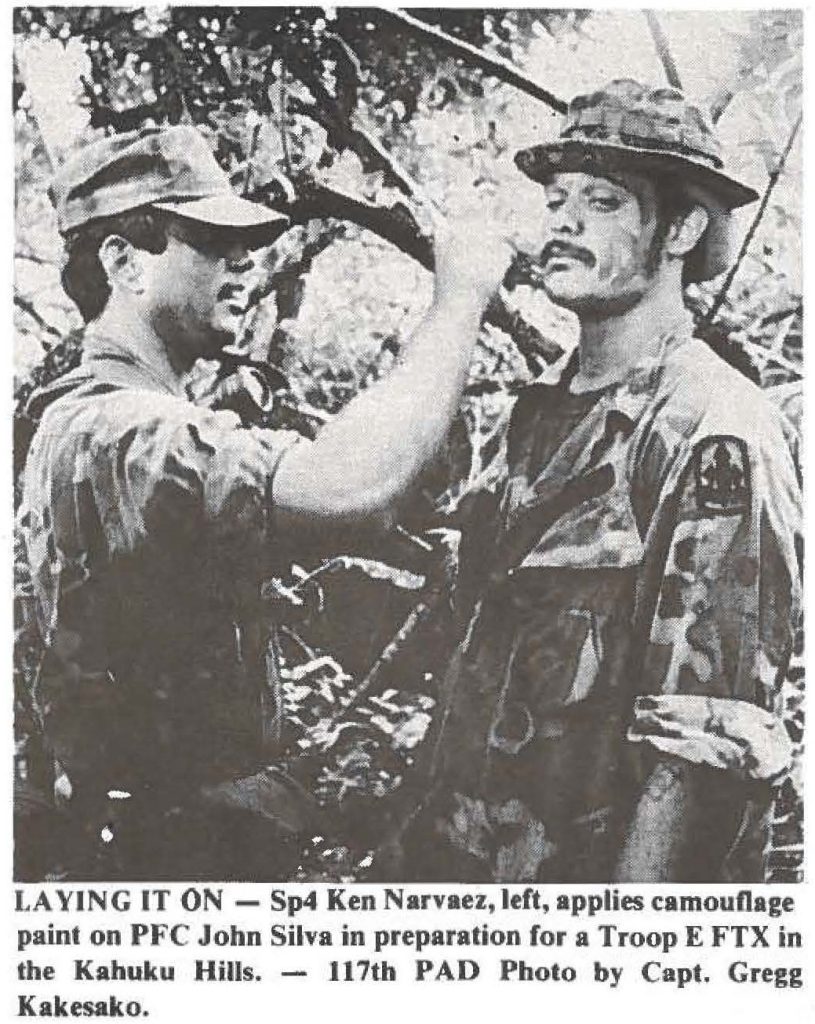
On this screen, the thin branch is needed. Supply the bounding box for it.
[709,86,735,124]
[15,250,52,266]
[704,112,802,327]
[758,312,801,374]
[645,11,682,90]
[761,303,803,327]
[278,625,317,661]
[288,91,428,202]
[378,9,567,113]
[14,294,63,345]
[332,596,440,720]
[264,221,348,363]
[350,110,441,211]
[281,40,430,203]
[271,177,433,264]
[278,64,292,178]
[265,222,348,301]
[243,120,261,197]
[262,629,284,751]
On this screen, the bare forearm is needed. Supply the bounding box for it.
[273,218,511,529]
[290,292,475,512]
[278,292,481,519]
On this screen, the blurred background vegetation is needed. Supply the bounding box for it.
[13,7,803,881]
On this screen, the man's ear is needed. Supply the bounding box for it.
[666,205,709,259]
[98,235,144,294]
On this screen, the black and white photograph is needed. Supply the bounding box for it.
[12,7,803,890]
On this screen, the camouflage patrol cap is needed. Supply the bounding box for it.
[515,79,760,281]
[50,125,289,238]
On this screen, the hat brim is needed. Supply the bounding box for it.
[153,194,290,236]
[515,140,759,210]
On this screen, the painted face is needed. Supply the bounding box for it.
[147,217,259,365]
[538,170,662,316]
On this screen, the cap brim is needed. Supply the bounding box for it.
[153,193,290,233]
[515,140,759,210]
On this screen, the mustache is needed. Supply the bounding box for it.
[216,282,248,303]
[216,281,263,316]
[540,240,595,266]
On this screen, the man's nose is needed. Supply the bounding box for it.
[550,197,584,235]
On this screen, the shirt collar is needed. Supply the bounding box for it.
[603,314,695,425]
[521,313,695,425]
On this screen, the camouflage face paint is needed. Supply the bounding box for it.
[538,170,661,315]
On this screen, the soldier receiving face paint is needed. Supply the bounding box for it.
[391,80,801,883]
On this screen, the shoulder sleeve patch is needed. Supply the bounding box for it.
[692,435,751,515]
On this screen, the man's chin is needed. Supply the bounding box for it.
[541,279,595,312]
[543,286,646,319]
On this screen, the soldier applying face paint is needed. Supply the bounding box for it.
[15,126,511,880]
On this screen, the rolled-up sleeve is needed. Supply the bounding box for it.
[24,391,306,592]
[94,396,304,546]
[629,430,802,781]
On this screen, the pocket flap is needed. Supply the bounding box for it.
[519,487,644,569]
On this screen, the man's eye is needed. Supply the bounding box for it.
[590,195,621,211]
[226,257,253,273]
[545,197,565,211]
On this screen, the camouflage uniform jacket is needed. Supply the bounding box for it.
[420,322,801,882]
[18,333,303,831]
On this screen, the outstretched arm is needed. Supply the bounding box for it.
[273,222,512,529]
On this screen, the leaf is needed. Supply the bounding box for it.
[200,766,320,835]
[441,792,491,860]
[494,817,554,882]
[332,557,426,589]
[390,710,432,750]
[368,713,395,735]
[287,655,348,682]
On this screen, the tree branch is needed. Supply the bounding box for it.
[645,11,682,90]
[268,223,348,297]
[278,64,292,178]
[14,294,63,345]
[273,178,433,264]
[265,221,348,362]
[280,35,437,205]
[377,9,567,113]
[331,595,440,720]
[709,87,734,124]
[15,249,52,266]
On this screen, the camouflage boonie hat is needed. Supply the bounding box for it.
[50,125,289,238]
[515,79,760,281]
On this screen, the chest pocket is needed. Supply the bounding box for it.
[520,489,644,569]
